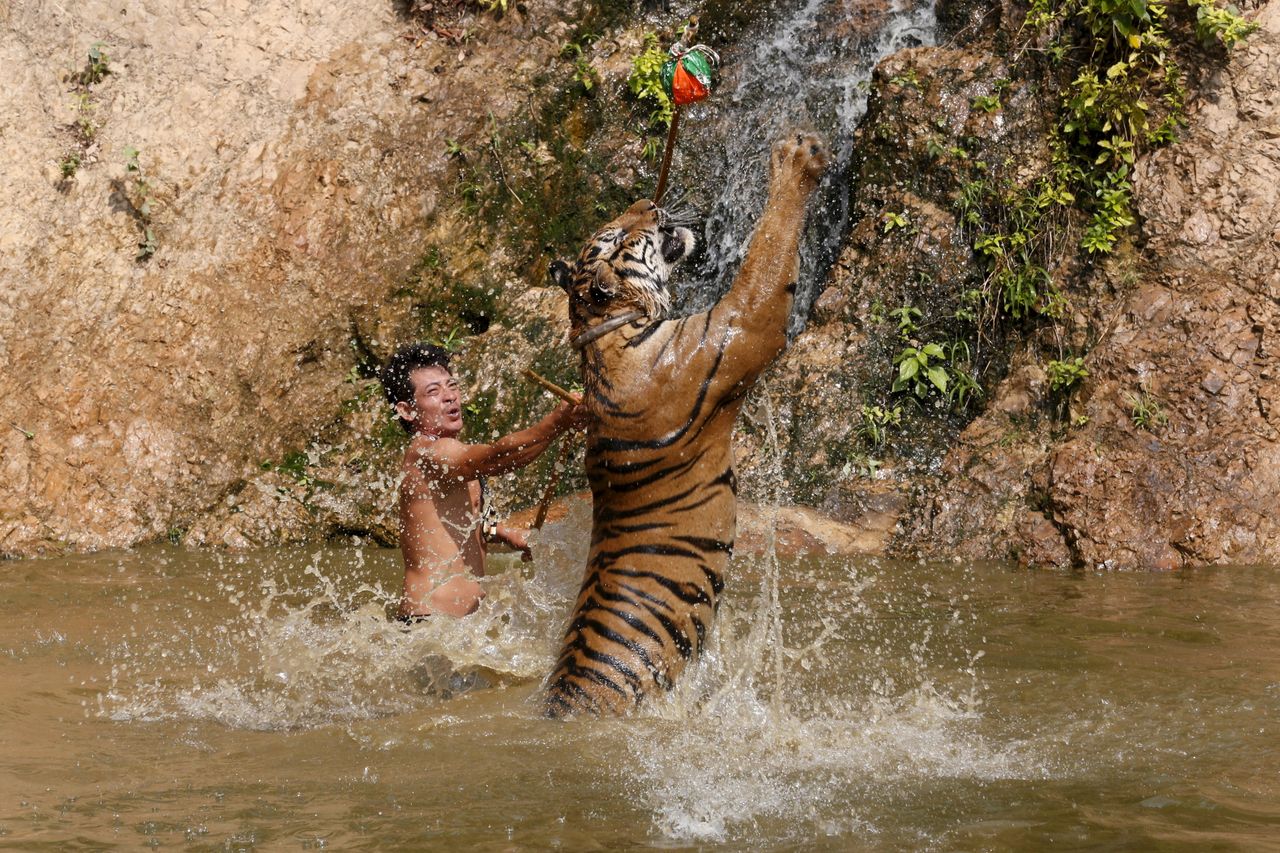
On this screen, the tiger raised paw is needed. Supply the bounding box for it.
[544,132,830,717]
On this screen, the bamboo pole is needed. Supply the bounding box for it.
[532,439,574,530]
[522,368,576,404]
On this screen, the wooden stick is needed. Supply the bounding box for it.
[653,16,699,205]
[522,368,577,404]
[523,368,581,529]
[532,438,574,530]
[653,105,682,205]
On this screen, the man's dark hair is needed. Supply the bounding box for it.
[381,343,452,433]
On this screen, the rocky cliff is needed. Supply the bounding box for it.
[2,0,1275,569]
[0,0,589,553]
[900,0,1279,568]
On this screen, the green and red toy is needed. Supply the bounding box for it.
[654,19,719,203]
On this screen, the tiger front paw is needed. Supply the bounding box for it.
[770,132,830,192]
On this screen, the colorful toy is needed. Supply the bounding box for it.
[654,18,719,203]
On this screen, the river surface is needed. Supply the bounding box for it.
[2,512,1277,850]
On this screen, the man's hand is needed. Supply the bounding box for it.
[554,396,592,432]
[493,524,533,561]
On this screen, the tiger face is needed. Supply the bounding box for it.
[548,199,696,330]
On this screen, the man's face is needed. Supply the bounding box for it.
[399,365,464,438]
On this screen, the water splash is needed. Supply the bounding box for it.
[97,524,590,730]
[607,374,1032,842]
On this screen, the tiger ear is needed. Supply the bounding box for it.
[548,260,572,291]
[590,263,620,303]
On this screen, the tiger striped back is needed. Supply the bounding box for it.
[544,133,829,716]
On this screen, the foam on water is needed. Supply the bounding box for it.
[98,505,594,730]
[616,537,1047,844]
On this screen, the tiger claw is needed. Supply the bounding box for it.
[771,132,830,187]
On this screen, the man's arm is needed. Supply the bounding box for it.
[416,401,587,482]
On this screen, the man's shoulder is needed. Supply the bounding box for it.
[409,433,467,457]
[407,434,475,477]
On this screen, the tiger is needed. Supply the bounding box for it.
[542,132,830,716]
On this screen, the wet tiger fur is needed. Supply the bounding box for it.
[543,132,830,717]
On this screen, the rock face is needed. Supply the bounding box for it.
[2,0,1276,571]
[0,0,581,555]
[909,2,1280,568]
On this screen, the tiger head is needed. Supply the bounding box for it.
[549,199,696,335]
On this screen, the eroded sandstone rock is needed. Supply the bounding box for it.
[909,0,1280,568]
[0,0,581,555]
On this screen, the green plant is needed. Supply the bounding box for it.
[59,152,81,180]
[137,227,158,260]
[1047,356,1090,391]
[444,138,467,159]
[954,288,983,323]
[892,343,950,398]
[973,232,1005,259]
[1187,0,1259,45]
[881,210,910,233]
[431,326,466,352]
[942,340,983,409]
[972,93,1002,113]
[572,57,598,93]
[83,41,110,86]
[856,404,902,449]
[560,30,598,59]
[840,452,882,479]
[628,32,674,129]
[946,364,983,410]
[124,146,157,260]
[889,304,921,337]
[1127,391,1168,430]
[890,68,921,89]
[955,178,986,225]
[867,298,886,325]
[942,0,1256,367]
[72,93,97,142]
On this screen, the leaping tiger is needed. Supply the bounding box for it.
[543,132,830,716]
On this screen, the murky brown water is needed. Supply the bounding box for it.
[2,508,1278,850]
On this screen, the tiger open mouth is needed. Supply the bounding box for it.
[660,226,695,264]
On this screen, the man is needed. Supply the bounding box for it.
[381,343,587,620]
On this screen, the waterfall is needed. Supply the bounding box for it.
[669,0,938,336]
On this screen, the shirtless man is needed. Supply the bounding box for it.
[380,343,587,620]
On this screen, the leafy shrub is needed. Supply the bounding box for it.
[1047,356,1090,391]
[628,33,674,129]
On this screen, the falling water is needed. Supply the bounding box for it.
[669,0,937,336]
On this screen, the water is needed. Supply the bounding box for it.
[2,519,1278,849]
[671,0,937,334]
